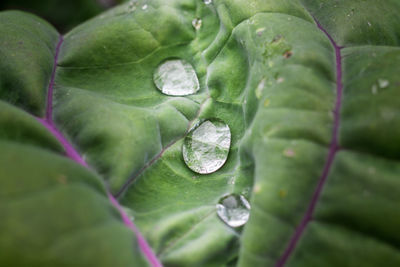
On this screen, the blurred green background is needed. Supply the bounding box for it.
[0,0,125,32]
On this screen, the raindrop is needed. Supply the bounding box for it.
[192,18,202,30]
[216,194,251,227]
[183,119,231,174]
[153,59,200,96]
[204,0,212,4]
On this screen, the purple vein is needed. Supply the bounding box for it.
[36,35,162,267]
[275,19,343,267]
[45,35,63,121]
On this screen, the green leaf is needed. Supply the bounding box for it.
[1,0,400,266]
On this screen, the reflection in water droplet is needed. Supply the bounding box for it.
[192,18,202,30]
[378,79,389,88]
[204,0,212,4]
[183,119,231,174]
[216,194,251,227]
[153,59,200,96]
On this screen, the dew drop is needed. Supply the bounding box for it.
[204,0,212,4]
[153,59,200,96]
[367,21,372,27]
[216,194,251,227]
[192,18,202,30]
[183,119,231,174]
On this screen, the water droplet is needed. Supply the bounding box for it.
[253,184,261,194]
[255,79,265,99]
[142,4,148,10]
[128,0,137,12]
[153,59,200,96]
[204,0,212,4]
[378,79,389,88]
[256,27,266,36]
[367,21,372,27]
[183,119,231,174]
[216,194,251,227]
[371,84,378,94]
[283,148,295,157]
[192,18,202,30]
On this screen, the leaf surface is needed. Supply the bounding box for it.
[1,0,400,266]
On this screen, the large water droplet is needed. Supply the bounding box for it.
[183,119,231,174]
[216,194,251,227]
[153,59,200,96]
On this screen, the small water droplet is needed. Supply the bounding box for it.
[283,148,295,157]
[142,4,148,10]
[192,18,202,30]
[153,59,200,96]
[367,21,372,27]
[371,84,378,94]
[256,27,266,36]
[378,79,389,88]
[255,79,265,99]
[253,184,261,194]
[183,119,231,174]
[204,0,212,4]
[276,77,284,83]
[128,0,137,12]
[216,194,251,227]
